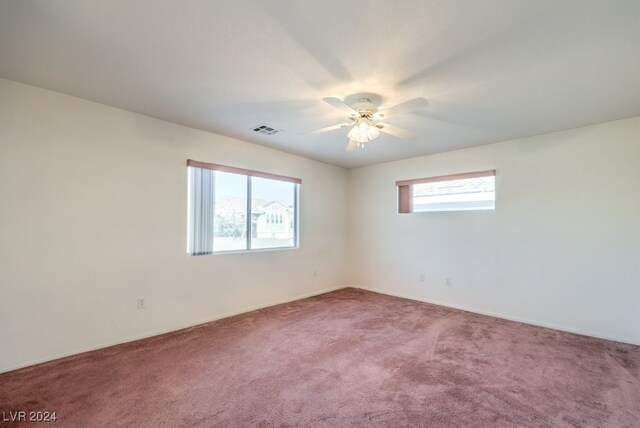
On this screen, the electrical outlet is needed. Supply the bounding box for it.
[419,273,425,282]
[445,278,452,286]
[137,297,146,309]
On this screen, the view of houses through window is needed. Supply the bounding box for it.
[250,176,296,250]
[396,170,496,214]
[412,175,495,212]
[187,161,299,255]
[212,171,297,252]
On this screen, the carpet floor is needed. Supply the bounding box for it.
[1,288,639,427]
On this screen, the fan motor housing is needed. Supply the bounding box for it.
[345,93,382,117]
[351,98,378,116]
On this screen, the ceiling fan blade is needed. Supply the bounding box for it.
[346,140,359,152]
[323,97,357,115]
[377,98,428,118]
[301,122,352,135]
[377,123,417,140]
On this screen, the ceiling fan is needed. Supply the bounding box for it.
[302,94,428,152]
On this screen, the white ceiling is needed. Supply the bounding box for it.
[1,0,640,168]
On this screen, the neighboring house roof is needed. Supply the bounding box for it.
[215,196,292,214]
[261,201,289,210]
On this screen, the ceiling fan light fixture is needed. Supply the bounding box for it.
[348,117,380,143]
[366,123,380,140]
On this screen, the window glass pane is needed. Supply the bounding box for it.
[251,177,296,249]
[213,171,248,251]
[413,176,495,212]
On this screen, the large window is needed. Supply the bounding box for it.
[397,170,495,213]
[187,160,300,255]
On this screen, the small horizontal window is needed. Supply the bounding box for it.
[396,170,496,213]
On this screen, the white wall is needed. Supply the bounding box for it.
[0,79,349,372]
[348,117,640,345]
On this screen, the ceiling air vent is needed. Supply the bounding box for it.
[252,125,281,136]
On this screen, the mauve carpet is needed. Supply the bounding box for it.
[1,288,639,427]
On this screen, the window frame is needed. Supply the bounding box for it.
[187,159,301,255]
[396,169,496,214]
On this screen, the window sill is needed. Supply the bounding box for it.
[188,246,299,256]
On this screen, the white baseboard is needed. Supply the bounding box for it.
[353,285,639,346]
[0,285,347,374]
